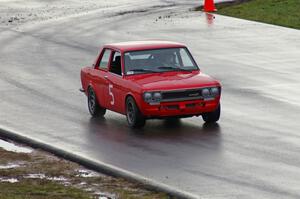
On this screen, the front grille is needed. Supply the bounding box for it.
[161,89,203,102]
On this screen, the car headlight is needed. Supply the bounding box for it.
[202,88,210,97]
[144,92,152,102]
[143,92,162,104]
[210,87,219,96]
[153,92,162,101]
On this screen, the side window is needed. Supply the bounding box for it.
[99,49,111,70]
[109,51,122,75]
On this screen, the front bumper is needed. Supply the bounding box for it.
[140,98,220,118]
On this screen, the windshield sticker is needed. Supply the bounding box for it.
[127,71,134,75]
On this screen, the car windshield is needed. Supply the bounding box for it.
[124,47,199,75]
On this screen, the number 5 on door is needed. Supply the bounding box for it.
[109,84,114,105]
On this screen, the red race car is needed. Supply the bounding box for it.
[80,41,221,128]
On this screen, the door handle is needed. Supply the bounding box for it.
[104,75,108,79]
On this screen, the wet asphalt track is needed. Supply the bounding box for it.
[1,0,300,198]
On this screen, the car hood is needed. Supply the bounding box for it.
[126,71,220,91]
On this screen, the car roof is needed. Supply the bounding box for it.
[104,40,186,52]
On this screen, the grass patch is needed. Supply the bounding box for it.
[0,140,171,199]
[0,179,91,199]
[0,148,31,164]
[216,0,300,29]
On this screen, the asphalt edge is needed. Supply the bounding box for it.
[0,126,199,199]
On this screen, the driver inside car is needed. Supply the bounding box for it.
[156,52,178,68]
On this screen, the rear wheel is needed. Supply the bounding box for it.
[87,87,106,117]
[202,104,220,123]
[126,96,146,128]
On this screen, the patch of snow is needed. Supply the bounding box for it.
[63,181,71,186]
[24,173,46,179]
[76,169,101,178]
[0,163,21,169]
[95,191,115,199]
[24,174,68,182]
[0,139,32,153]
[0,177,19,183]
[85,188,93,192]
[47,176,68,182]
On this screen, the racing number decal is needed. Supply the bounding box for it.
[109,84,114,105]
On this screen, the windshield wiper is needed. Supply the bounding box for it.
[158,66,193,72]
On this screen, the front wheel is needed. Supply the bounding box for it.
[202,104,221,123]
[87,87,106,117]
[126,96,146,128]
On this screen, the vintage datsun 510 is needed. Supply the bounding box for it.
[80,41,221,128]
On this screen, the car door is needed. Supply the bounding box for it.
[105,50,126,113]
[91,48,112,108]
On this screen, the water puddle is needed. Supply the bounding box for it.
[0,139,32,153]
[0,177,19,183]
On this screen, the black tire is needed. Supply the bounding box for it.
[202,104,221,123]
[126,96,146,128]
[87,87,106,117]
